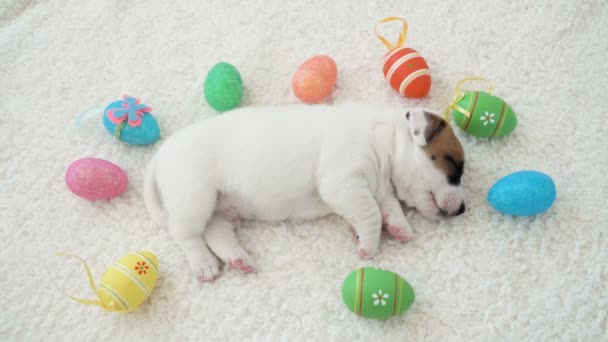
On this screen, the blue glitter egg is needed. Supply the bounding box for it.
[487,170,556,216]
[102,96,160,146]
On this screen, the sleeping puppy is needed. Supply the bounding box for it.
[144,104,465,282]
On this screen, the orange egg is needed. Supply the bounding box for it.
[383,47,431,98]
[292,55,337,103]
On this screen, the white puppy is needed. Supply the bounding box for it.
[144,104,465,282]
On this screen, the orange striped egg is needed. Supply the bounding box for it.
[383,47,431,98]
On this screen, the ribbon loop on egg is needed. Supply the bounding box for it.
[444,76,494,121]
[114,121,125,139]
[375,17,409,51]
[48,253,125,312]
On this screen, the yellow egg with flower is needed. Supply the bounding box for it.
[97,251,159,312]
[50,251,159,313]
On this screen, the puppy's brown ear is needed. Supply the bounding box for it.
[423,110,446,143]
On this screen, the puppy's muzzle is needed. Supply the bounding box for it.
[440,203,466,217]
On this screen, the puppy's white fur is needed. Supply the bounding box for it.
[144,104,464,281]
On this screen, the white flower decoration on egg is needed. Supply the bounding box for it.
[480,111,496,126]
[372,290,390,306]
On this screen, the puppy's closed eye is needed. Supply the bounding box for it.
[444,155,464,185]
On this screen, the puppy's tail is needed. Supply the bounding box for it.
[143,155,167,226]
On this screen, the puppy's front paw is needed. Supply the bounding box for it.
[228,256,256,274]
[382,214,414,241]
[385,225,413,241]
[356,238,379,259]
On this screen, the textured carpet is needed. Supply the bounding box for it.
[1,0,607,340]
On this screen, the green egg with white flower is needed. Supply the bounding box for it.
[450,91,517,138]
[341,267,415,319]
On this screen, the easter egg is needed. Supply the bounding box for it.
[97,251,159,312]
[65,158,128,201]
[292,55,337,103]
[383,47,431,98]
[450,91,517,138]
[342,267,415,319]
[204,62,243,112]
[103,95,160,145]
[487,170,556,216]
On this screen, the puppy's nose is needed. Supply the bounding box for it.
[456,202,465,216]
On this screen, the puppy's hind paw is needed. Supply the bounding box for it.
[192,261,222,283]
[190,257,222,283]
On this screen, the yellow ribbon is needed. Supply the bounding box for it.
[375,17,408,51]
[444,76,494,121]
[48,253,124,312]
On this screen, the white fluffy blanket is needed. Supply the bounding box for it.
[1,0,607,340]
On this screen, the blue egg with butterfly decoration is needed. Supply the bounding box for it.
[102,95,160,145]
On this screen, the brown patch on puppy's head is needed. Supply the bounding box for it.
[399,109,467,217]
[421,112,465,185]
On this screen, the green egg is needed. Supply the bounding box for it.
[451,91,517,138]
[204,62,243,112]
[342,267,415,319]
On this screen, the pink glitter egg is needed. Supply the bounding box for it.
[292,55,337,103]
[65,158,128,201]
